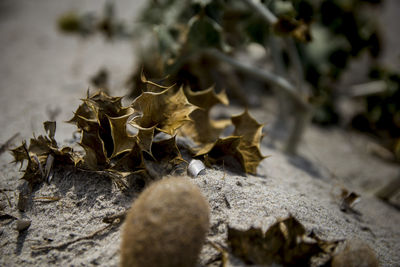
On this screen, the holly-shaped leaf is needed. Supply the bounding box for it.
[181,86,230,144]
[44,121,57,143]
[79,120,109,169]
[10,142,29,168]
[107,108,136,158]
[228,216,336,266]
[151,135,185,165]
[136,126,156,158]
[232,110,267,174]
[130,86,197,135]
[231,110,263,148]
[111,142,146,172]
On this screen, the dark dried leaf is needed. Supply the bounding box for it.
[228,216,336,266]
[10,141,29,168]
[111,142,145,172]
[274,17,312,42]
[44,121,57,142]
[194,110,267,174]
[151,135,185,165]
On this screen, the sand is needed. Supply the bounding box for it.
[1,1,399,266]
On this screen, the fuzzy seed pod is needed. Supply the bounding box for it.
[332,239,379,267]
[120,177,210,267]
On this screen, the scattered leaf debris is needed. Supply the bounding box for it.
[227,216,338,266]
[339,189,361,215]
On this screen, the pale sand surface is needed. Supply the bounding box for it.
[1,1,399,266]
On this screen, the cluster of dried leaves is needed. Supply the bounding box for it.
[226,216,339,266]
[11,78,266,189]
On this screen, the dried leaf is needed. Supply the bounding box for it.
[107,108,136,158]
[28,135,53,156]
[231,110,263,148]
[185,86,229,110]
[274,17,312,42]
[140,70,171,93]
[130,86,197,135]
[10,141,29,168]
[181,87,230,144]
[340,189,361,214]
[151,135,185,165]
[237,145,267,174]
[232,110,267,174]
[79,123,108,169]
[111,142,145,172]
[43,121,57,142]
[228,216,337,266]
[195,136,241,159]
[136,126,155,158]
[195,123,266,174]
[195,136,244,172]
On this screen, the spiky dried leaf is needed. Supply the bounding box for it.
[111,142,146,172]
[136,126,155,158]
[107,108,136,158]
[228,216,337,266]
[181,87,230,144]
[231,110,263,148]
[130,87,197,135]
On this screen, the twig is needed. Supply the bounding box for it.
[204,49,309,110]
[31,220,121,251]
[102,210,128,224]
[207,240,229,267]
[241,0,278,24]
[33,196,61,202]
[349,80,386,97]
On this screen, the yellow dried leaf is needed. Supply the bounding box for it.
[10,142,29,167]
[43,121,57,142]
[136,126,155,158]
[140,70,172,92]
[107,108,136,158]
[231,110,264,148]
[232,110,267,174]
[185,86,229,109]
[130,87,197,135]
[181,87,230,143]
[238,145,267,174]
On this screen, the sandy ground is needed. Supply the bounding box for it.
[1,1,399,266]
